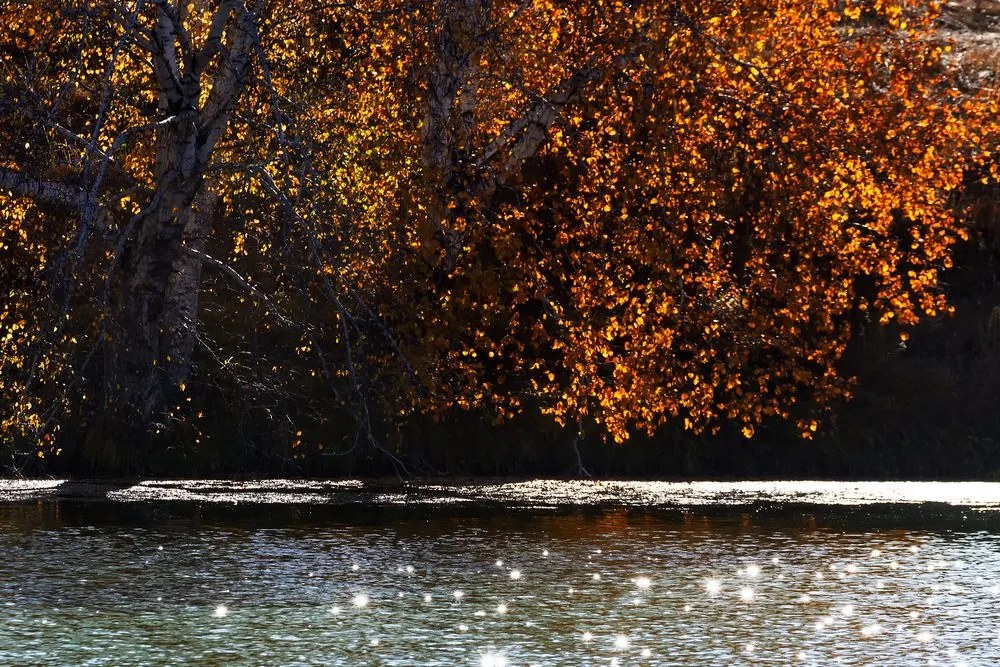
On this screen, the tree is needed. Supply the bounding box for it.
[0,0,390,468]
[0,0,996,470]
[366,0,999,443]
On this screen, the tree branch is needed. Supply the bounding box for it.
[0,167,106,229]
[476,65,599,176]
[197,1,258,164]
[181,245,293,326]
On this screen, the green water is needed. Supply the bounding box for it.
[1,482,999,665]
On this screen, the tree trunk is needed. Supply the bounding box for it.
[95,2,255,449]
[106,183,214,428]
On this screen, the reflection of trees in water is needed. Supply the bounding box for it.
[0,499,63,532]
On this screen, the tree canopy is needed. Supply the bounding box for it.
[0,0,997,471]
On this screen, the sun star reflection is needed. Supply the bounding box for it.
[480,651,507,667]
[861,623,883,637]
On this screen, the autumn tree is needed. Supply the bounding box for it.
[361,0,999,443]
[0,0,996,471]
[0,0,408,469]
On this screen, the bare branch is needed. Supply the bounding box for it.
[181,245,294,327]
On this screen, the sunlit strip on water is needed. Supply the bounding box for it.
[79,480,1000,508]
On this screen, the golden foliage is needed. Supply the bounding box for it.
[0,0,996,455]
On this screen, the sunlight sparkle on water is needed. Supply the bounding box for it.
[861,623,883,637]
[634,576,652,590]
[212,605,228,618]
[509,569,522,580]
[740,586,755,602]
[480,651,507,667]
[351,594,369,608]
[613,634,629,650]
[705,578,722,596]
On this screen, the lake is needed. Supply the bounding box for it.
[1,480,999,665]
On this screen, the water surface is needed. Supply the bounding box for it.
[1,481,999,665]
